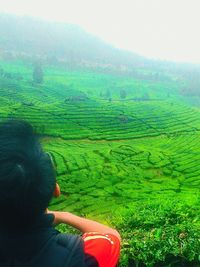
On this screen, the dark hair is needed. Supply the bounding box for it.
[0,119,56,230]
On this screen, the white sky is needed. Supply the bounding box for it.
[0,0,200,63]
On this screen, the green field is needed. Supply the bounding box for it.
[0,60,199,266]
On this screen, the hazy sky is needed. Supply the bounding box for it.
[0,0,200,63]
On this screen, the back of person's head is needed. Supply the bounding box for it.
[0,119,56,231]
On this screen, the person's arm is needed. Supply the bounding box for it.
[48,210,121,241]
[48,210,121,267]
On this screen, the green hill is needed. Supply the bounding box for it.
[0,59,199,265]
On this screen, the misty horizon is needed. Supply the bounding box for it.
[0,0,200,64]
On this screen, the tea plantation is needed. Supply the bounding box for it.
[0,60,199,266]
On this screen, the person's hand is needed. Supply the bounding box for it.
[46,209,62,225]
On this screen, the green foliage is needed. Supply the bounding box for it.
[33,63,43,84]
[0,60,199,266]
[112,202,200,267]
[120,89,127,99]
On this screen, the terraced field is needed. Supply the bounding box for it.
[0,60,199,220]
[43,132,200,217]
[0,60,200,265]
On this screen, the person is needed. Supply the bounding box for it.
[0,119,121,267]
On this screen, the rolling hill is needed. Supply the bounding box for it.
[0,13,148,70]
[0,14,199,266]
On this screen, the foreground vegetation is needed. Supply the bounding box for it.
[113,201,199,267]
[0,60,199,266]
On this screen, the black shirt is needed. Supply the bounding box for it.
[0,214,98,267]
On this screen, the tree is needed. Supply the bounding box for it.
[105,88,111,99]
[142,92,150,100]
[120,89,127,100]
[33,63,43,84]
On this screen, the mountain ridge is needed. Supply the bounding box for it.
[0,13,148,70]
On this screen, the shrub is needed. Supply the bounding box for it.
[111,201,200,267]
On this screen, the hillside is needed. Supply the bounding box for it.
[0,15,199,265]
[0,59,199,208]
[0,13,148,71]
[1,13,200,100]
